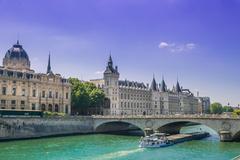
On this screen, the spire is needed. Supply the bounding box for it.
[108,54,113,67]
[104,55,119,75]
[176,80,182,93]
[17,40,19,45]
[47,53,53,74]
[161,76,167,92]
[150,75,158,91]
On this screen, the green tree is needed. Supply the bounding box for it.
[89,88,105,107]
[69,77,105,115]
[222,106,234,112]
[210,102,223,114]
[233,109,240,116]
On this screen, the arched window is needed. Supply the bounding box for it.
[41,104,46,111]
[48,104,53,112]
[55,104,59,112]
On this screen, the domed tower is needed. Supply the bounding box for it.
[3,40,31,71]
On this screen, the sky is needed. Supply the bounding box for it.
[0,0,240,106]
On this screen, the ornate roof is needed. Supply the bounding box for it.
[104,55,119,75]
[3,41,30,71]
[4,40,30,61]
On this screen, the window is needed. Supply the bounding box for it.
[12,88,16,96]
[11,100,16,105]
[21,101,25,105]
[32,103,36,110]
[55,92,58,99]
[2,87,6,95]
[1,100,6,105]
[66,92,69,99]
[49,91,52,98]
[42,91,45,98]
[11,100,16,109]
[1,100,6,109]
[21,101,25,110]
[22,89,25,96]
[32,89,36,97]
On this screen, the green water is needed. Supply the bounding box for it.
[0,126,240,160]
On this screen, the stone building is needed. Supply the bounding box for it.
[197,97,211,113]
[90,56,209,115]
[0,41,71,114]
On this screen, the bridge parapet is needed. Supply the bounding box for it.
[92,114,240,120]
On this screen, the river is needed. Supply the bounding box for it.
[0,125,240,160]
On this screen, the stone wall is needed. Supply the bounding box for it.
[0,116,94,141]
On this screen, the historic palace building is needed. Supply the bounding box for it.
[91,56,210,115]
[0,41,71,114]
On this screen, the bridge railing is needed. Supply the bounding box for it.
[92,114,240,119]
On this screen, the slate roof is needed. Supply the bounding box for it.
[119,80,147,89]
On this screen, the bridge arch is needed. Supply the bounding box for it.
[94,120,145,135]
[232,131,240,141]
[156,120,219,136]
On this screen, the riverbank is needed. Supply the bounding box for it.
[0,117,94,141]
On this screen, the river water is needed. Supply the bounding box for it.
[0,126,240,160]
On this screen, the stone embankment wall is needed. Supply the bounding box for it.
[0,117,94,141]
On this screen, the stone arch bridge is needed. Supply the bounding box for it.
[93,115,240,142]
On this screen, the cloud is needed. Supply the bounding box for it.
[159,42,169,48]
[95,70,104,74]
[186,43,196,50]
[158,41,196,53]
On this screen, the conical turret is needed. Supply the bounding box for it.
[150,75,158,91]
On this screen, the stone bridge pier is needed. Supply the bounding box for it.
[93,117,240,142]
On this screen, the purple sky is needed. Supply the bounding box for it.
[0,0,240,106]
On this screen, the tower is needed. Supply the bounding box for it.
[150,75,161,115]
[103,55,120,115]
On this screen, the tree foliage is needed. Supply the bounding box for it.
[69,78,105,114]
[222,106,234,112]
[233,109,240,116]
[210,102,223,114]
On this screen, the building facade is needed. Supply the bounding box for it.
[0,41,71,114]
[91,56,210,115]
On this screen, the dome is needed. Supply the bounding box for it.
[3,41,31,71]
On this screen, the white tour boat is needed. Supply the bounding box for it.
[139,133,173,148]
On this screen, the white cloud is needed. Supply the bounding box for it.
[159,42,169,48]
[158,41,196,53]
